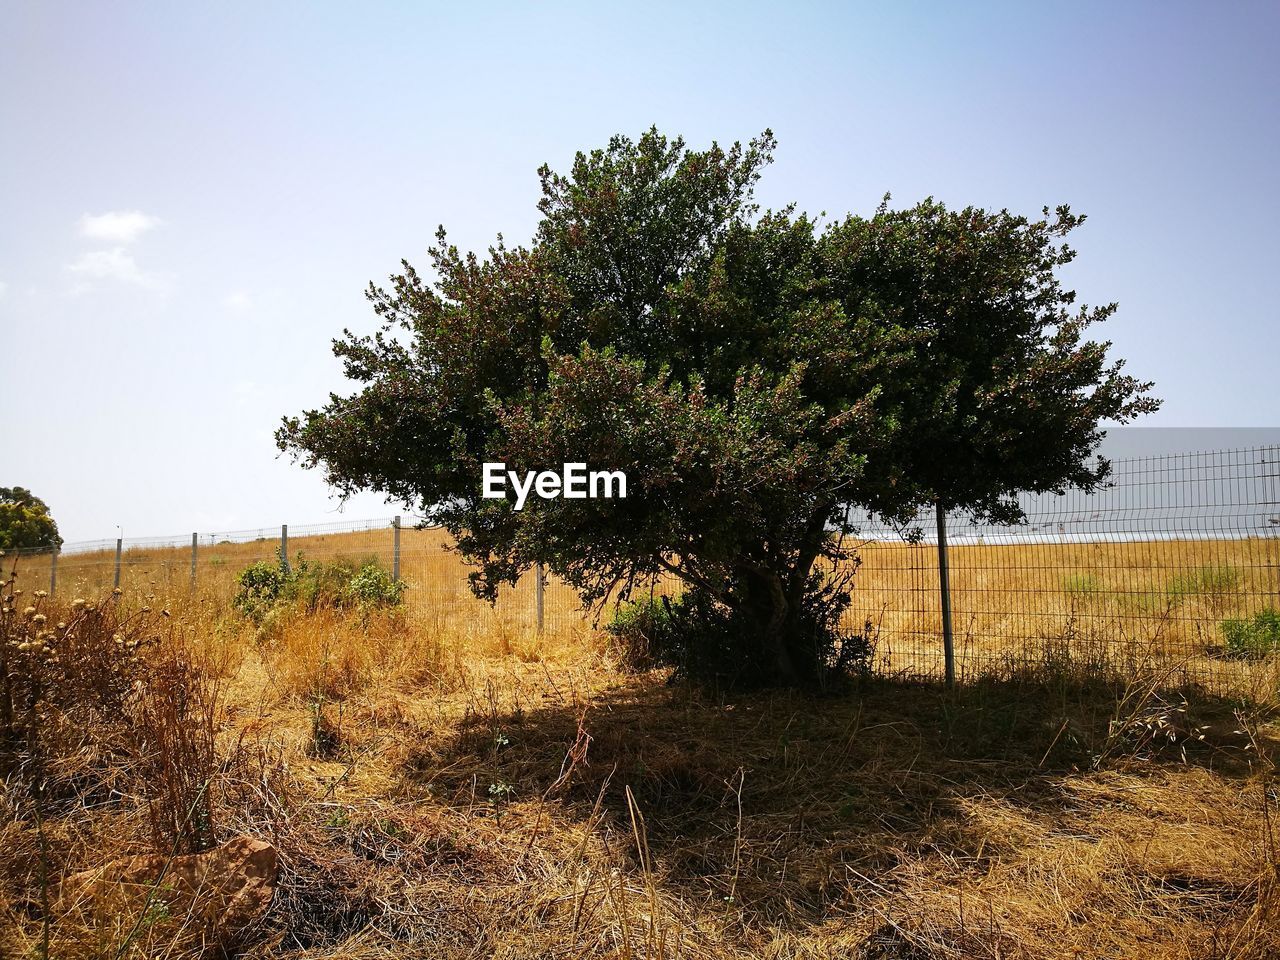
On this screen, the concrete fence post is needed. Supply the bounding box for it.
[535,562,545,634]
[49,549,58,596]
[935,501,955,688]
[113,537,123,590]
[392,516,401,582]
[190,532,198,592]
[280,524,289,574]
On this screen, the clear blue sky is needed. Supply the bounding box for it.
[2,2,1277,544]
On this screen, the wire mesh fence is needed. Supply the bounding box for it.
[840,446,1280,691]
[5,445,1278,693]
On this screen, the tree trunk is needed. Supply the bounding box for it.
[740,566,821,687]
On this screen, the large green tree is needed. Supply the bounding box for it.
[0,487,63,552]
[279,129,1157,686]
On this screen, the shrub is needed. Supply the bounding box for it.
[2,578,156,762]
[606,583,872,691]
[233,559,292,623]
[291,556,357,611]
[233,556,404,626]
[344,562,406,610]
[603,596,679,672]
[1220,608,1280,659]
[0,572,220,840]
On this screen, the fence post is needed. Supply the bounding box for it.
[49,549,58,596]
[280,524,289,574]
[190,532,198,592]
[535,562,545,634]
[936,501,955,688]
[113,537,123,590]
[392,516,401,582]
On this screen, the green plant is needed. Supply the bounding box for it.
[232,559,293,623]
[604,596,679,672]
[279,127,1158,688]
[0,487,62,551]
[343,562,406,610]
[1062,573,1100,598]
[1168,564,1241,600]
[607,585,871,690]
[232,556,403,625]
[1220,608,1280,659]
[290,555,355,611]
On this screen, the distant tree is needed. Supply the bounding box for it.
[0,487,63,552]
[279,128,1158,688]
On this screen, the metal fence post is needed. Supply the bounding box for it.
[535,562,545,634]
[49,549,58,596]
[936,501,955,688]
[113,537,123,590]
[280,524,289,574]
[190,532,198,592]
[392,516,401,582]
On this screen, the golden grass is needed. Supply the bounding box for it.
[3,534,1279,959]
[36,526,1280,695]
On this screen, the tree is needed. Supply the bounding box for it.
[0,487,63,552]
[279,128,1158,687]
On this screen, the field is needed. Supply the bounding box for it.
[2,528,1279,959]
[35,526,1280,694]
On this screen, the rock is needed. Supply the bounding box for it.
[59,835,277,946]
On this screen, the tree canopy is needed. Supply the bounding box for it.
[279,128,1158,687]
[0,487,63,553]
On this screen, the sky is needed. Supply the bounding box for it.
[1,2,1278,545]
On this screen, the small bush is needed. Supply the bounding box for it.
[1220,608,1280,659]
[603,596,679,672]
[0,572,223,844]
[606,586,872,691]
[344,563,406,609]
[291,556,357,611]
[233,556,404,626]
[608,592,756,683]
[2,579,157,762]
[233,559,292,622]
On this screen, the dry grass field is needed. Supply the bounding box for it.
[2,529,1279,959]
[36,527,1280,694]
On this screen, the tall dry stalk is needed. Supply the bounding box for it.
[130,650,221,854]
